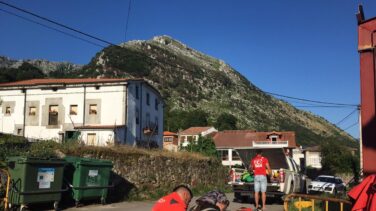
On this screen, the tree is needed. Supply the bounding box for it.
[164,108,209,132]
[0,62,45,83]
[181,135,218,157]
[214,113,237,131]
[320,141,359,176]
[16,62,46,81]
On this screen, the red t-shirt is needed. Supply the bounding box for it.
[251,155,269,176]
[152,192,187,211]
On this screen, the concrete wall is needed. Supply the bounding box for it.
[66,146,228,200]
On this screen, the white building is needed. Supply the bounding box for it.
[304,146,322,169]
[0,78,164,147]
[179,126,217,147]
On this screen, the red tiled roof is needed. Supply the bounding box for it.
[0,78,142,87]
[213,130,296,148]
[74,125,126,130]
[163,131,177,136]
[180,127,214,135]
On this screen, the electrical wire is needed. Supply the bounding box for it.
[0,0,115,46]
[265,91,358,107]
[293,105,357,108]
[343,122,359,131]
[0,8,105,48]
[336,109,358,125]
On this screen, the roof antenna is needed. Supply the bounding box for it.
[357,4,365,25]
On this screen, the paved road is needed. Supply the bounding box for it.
[64,193,284,211]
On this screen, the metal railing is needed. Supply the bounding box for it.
[253,140,289,147]
[284,193,352,211]
[0,168,10,211]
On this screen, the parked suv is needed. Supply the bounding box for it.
[232,148,308,202]
[307,175,346,195]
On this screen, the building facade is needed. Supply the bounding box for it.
[0,78,163,147]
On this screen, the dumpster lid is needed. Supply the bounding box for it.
[64,156,113,166]
[6,156,66,165]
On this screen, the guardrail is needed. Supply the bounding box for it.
[284,193,352,211]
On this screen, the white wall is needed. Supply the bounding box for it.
[126,82,163,147]
[80,130,115,146]
[305,151,322,169]
[0,90,24,134]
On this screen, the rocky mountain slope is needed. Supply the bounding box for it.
[0,56,81,75]
[0,36,357,147]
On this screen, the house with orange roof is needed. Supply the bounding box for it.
[213,130,297,167]
[0,78,164,147]
[179,126,217,147]
[163,131,178,152]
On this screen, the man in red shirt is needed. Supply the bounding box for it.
[152,185,193,211]
[250,149,271,211]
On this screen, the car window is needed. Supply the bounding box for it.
[315,176,336,183]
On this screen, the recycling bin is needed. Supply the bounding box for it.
[64,156,113,206]
[6,156,66,211]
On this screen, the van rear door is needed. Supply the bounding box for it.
[235,148,289,170]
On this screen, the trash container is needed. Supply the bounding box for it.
[64,156,113,206]
[6,156,66,211]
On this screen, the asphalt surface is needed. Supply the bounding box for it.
[63,193,284,211]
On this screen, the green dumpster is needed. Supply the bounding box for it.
[6,156,66,211]
[64,156,113,206]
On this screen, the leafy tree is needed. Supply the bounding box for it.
[164,108,209,132]
[214,113,237,131]
[0,62,45,83]
[320,141,359,176]
[181,135,218,157]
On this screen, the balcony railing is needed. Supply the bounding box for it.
[252,140,289,148]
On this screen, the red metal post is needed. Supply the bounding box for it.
[357,5,376,175]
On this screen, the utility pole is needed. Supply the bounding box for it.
[358,106,363,175]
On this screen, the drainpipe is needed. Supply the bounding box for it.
[124,83,128,144]
[83,86,86,126]
[22,88,27,137]
[139,83,143,145]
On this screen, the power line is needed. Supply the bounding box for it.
[294,105,357,108]
[0,0,115,46]
[124,0,132,42]
[0,8,105,48]
[336,108,358,125]
[265,91,358,107]
[343,121,359,131]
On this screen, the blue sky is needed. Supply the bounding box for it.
[1,0,375,139]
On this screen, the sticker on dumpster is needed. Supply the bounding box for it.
[37,168,55,189]
[88,170,98,177]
